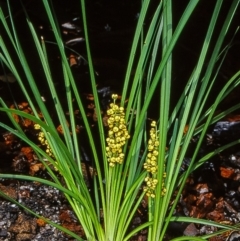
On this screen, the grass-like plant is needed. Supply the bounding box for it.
[1,0,240,240]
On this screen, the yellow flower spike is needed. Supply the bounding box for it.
[35,124,55,159]
[105,94,130,167]
[143,120,162,198]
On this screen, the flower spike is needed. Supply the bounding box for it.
[144,121,166,198]
[105,94,130,167]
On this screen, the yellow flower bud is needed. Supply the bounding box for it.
[154,141,159,146]
[113,127,119,132]
[112,94,118,100]
[151,169,157,173]
[113,105,119,111]
[151,156,156,161]
[34,124,41,130]
[148,145,154,151]
[150,193,155,198]
[107,109,114,115]
[114,116,120,121]
[119,153,124,158]
[151,121,156,127]
[153,179,158,184]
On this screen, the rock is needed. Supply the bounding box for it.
[183,223,199,236]
[220,167,235,179]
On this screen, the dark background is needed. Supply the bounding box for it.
[1,0,240,111]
